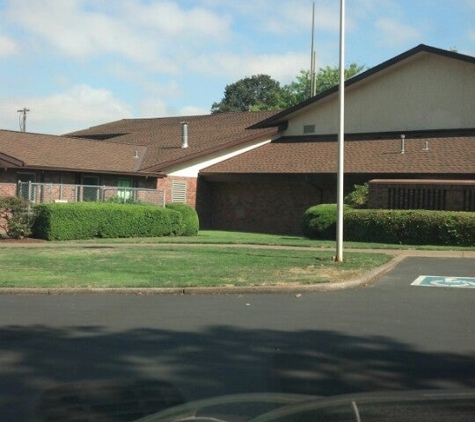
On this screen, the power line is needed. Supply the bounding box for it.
[17,107,30,132]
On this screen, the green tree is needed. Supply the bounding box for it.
[281,63,367,107]
[280,69,311,108]
[211,74,284,113]
[315,63,366,94]
[211,64,367,113]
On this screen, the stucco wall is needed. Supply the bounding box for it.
[285,53,475,136]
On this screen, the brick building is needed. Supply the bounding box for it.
[1,44,474,235]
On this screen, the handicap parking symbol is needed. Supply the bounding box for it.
[411,275,475,289]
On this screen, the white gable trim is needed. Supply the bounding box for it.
[166,138,273,178]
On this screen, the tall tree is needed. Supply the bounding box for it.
[211,64,367,113]
[314,63,366,94]
[280,69,311,108]
[211,74,284,114]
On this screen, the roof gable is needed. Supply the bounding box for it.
[252,44,475,131]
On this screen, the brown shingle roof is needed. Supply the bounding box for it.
[0,130,159,176]
[65,111,281,171]
[201,133,475,175]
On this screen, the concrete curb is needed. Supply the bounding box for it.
[0,247,473,296]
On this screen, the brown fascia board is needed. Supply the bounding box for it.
[0,152,24,167]
[140,126,280,172]
[275,128,475,143]
[15,165,165,178]
[370,179,475,185]
[250,44,475,129]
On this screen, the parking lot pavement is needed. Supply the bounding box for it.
[0,251,474,422]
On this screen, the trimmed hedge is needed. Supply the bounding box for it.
[165,203,199,236]
[344,209,475,247]
[301,204,475,246]
[301,204,350,240]
[32,203,184,241]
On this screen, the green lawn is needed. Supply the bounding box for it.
[63,230,474,251]
[0,244,391,288]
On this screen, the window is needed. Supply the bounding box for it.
[81,176,99,201]
[171,180,187,203]
[117,179,133,202]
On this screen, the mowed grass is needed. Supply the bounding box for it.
[69,230,474,251]
[0,245,391,288]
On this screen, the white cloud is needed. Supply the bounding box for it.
[0,35,18,57]
[262,1,339,35]
[178,105,209,116]
[5,0,231,73]
[0,84,133,134]
[374,18,422,47]
[191,52,309,83]
[139,98,170,118]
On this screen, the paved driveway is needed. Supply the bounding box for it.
[0,256,474,421]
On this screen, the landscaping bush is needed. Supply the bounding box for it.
[301,204,349,239]
[344,209,475,246]
[106,196,156,206]
[32,202,184,240]
[166,203,199,236]
[344,183,369,209]
[0,196,36,239]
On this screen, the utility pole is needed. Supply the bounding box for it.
[17,107,30,132]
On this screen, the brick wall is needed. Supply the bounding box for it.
[207,180,331,235]
[369,179,475,211]
[158,176,198,207]
[0,169,159,203]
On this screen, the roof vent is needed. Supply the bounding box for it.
[180,121,188,149]
[400,134,405,154]
[304,124,315,134]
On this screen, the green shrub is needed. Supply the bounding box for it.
[166,203,199,236]
[0,196,36,239]
[344,183,369,208]
[344,209,475,246]
[106,196,156,206]
[301,204,349,239]
[32,202,184,240]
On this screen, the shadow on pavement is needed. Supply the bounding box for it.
[1,325,474,421]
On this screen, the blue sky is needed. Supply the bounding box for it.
[1,0,474,134]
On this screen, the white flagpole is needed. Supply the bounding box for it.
[336,0,345,262]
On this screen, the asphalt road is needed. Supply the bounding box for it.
[0,257,474,421]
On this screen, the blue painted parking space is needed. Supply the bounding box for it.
[411,275,475,289]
